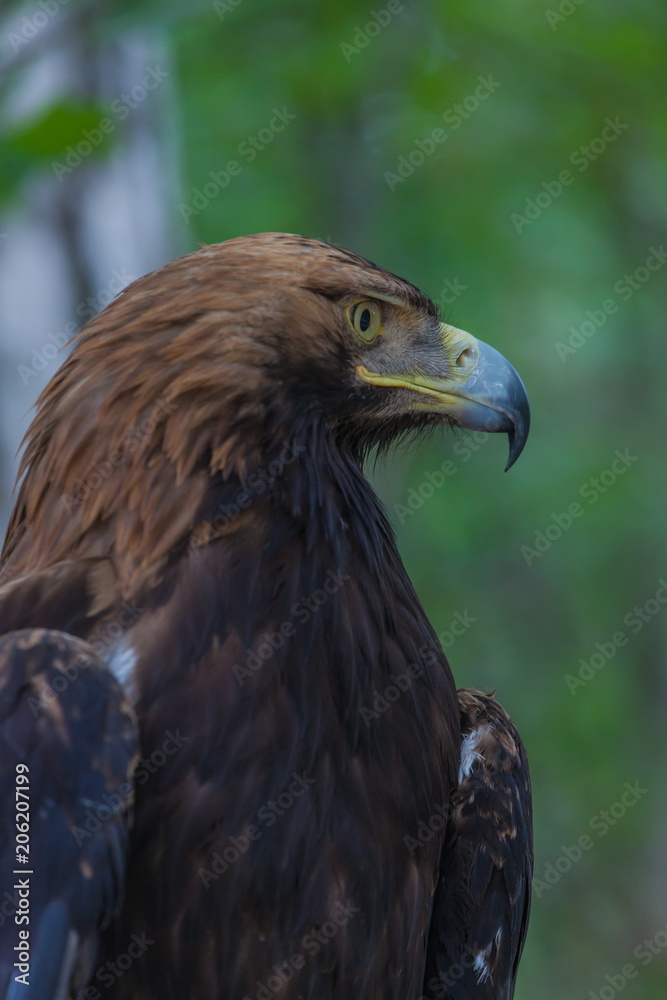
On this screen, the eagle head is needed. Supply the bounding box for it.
[178,233,530,467]
[3,233,529,587]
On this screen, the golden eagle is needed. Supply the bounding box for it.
[0,234,532,1000]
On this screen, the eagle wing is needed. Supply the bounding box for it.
[424,689,533,1000]
[0,625,137,1000]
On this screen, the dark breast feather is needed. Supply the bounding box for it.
[94,457,461,1000]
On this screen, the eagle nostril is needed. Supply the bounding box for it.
[456,346,474,370]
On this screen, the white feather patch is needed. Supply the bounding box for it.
[107,640,137,691]
[473,951,491,984]
[458,726,488,784]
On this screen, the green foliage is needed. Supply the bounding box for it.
[0,101,115,204]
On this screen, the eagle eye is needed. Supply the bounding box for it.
[347,300,382,343]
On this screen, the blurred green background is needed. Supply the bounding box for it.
[1,1,666,996]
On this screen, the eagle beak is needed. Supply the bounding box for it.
[356,324,530,470]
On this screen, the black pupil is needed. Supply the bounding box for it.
[359,308,371,332]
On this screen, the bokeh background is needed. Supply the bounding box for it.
[1,1,666,996]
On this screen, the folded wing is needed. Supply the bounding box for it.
[424,689,533,1000]
[0,629,137,1000]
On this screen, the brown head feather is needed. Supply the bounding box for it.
[2,234,437,592]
